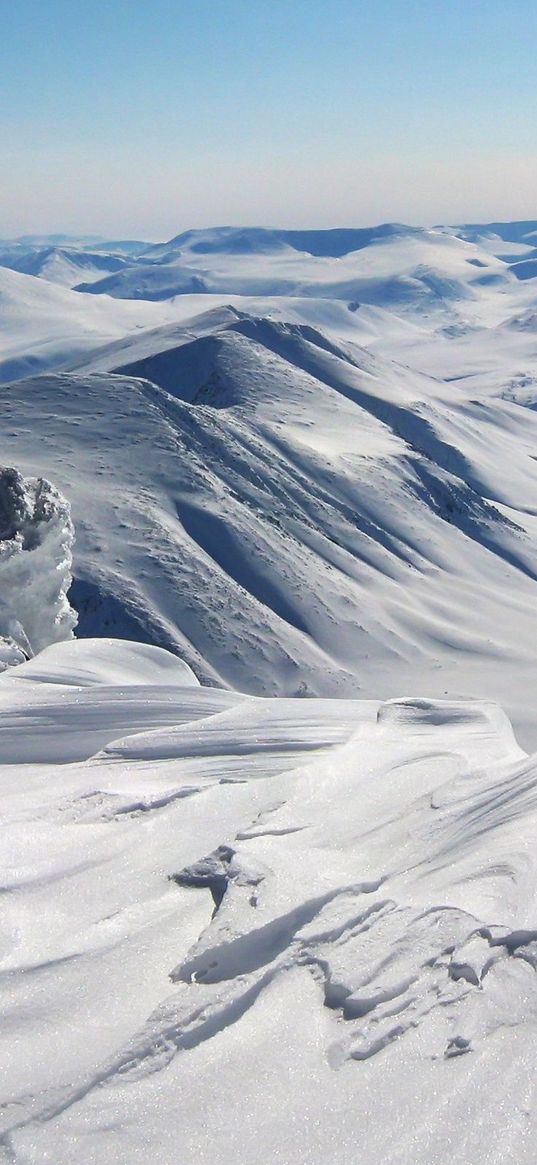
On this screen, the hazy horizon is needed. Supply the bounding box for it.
[5,215,537,249]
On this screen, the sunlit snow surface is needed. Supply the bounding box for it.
[3,223,537,1161]
[2,638,537,1163]
[3,273,537,743]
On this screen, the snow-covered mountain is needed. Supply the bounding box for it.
[0,265,231,383]
[0,244,130,288]
[73,225,515,306]
[2,256,537,740]
[3,220,537,1162]
[0,235,148,286]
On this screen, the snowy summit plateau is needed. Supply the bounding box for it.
[3,219,537,1163]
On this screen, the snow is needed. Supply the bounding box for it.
[74,227,516,311]
[3,291,537,744]
[0,243,131,288]
[0,267,240,384]
[0,468,76,668]
[1,637,537,1163]
[3,219,537,1161]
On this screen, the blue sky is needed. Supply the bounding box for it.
[2,0,537,238]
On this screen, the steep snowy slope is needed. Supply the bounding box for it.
[3,637,537,1164]
[65,304,248,375]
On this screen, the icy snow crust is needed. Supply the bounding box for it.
[1,637,537,1163]
[0,468,76,669]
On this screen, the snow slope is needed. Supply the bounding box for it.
[3,296,537,743]
[0,267,241,384]
[0,244,131,288]
[2,637,537,1163]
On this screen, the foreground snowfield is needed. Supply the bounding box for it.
[3,637,537,1164]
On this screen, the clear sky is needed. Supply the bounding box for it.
[2,0,537,239]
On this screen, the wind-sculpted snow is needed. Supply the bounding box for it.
[0,467,76,670]
[2,638,537,1163]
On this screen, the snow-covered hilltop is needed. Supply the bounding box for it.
[3,220,537,1162]
[2,221,537,740]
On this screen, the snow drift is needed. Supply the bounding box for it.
[0,467,76,669]
[1,638,536,1164]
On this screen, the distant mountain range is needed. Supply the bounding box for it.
[1,220,536,299]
